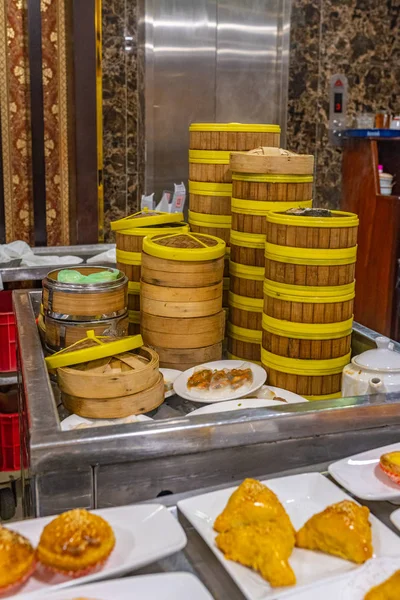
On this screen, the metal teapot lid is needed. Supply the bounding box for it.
[352,336,400,371]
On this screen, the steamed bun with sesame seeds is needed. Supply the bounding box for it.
[37,509,115,577]
[0,526,36,593]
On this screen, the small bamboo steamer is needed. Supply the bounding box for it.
[141,280,222,318]
[44,313,129,352]
[189,123,281,151]
[227,323,262,363]
[229,292,263,330]
[265,209,359,287]
[189,210,231,245]
[141,232,226,288]
[230,261,264,299]
[141,311,225,349]
[154,343,223,370]
[230,230,265,268]
[42,266,127,321]
[62,373,164,419]
[58,346,159,399]
[189,180,231,216]
[189,150,232,183]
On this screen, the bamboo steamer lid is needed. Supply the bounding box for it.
[142,232,226,262]
[230,147,314,175]
[111,208,184,232]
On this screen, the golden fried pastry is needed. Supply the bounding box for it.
[296,500,373,564]
[216,522,296,587]
[379,452,400,486]
[0,526,36,593]
[37,509,115,576]
[364,570,400,600]
[214,478,294,538]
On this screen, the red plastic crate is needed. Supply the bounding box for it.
[0,413,21,471]
[0,291,16,372]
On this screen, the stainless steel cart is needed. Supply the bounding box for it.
[13,289,400,517]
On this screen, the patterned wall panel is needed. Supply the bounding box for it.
[41,0,72,245]
[0,0,34,243]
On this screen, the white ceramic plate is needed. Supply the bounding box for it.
[6,504,187,598]
[61,413,152,431]
[279,558,400,600]
[178,472,400,600]
[18,572,213,600]
[245,385,307,403]
[160,368,182,398]
[173,360,267,404]
[390,507,400,531]
[328,442,400,501]
[188,395,304,417]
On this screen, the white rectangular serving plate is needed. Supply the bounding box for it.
[178,473,400,600]
[18,572,213,600]
[6,504,187,598]
[328,442,400,501]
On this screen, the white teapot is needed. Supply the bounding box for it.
[342,336,400,397]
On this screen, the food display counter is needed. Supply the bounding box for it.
[13,288,400,518]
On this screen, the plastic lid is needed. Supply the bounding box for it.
[45,330,143,370]
[352,336,400,371]
[189,122,281,133]
[143,232,226,262]
[111,208,184,232]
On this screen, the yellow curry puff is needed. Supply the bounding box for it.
[379,451,400,486]
[296,500,373,564]
[37,509,115,577]
[364,570,400,600]
[214,478,296,587]
[0,525,36,593]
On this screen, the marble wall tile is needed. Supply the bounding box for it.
[287,0,400,209]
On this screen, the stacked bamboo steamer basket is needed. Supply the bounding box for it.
[189,124,282,315]
[46,331,164,418]
[140,231,226,369]
[111,209,189,334]
[227,148,314,363]
[42,266,128,352]
[262,208,359,400]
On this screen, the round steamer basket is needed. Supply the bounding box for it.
[44,312,129,353]
[42,266,128,322]
[153,343,223,371]
[229,261,264,299]
[227,322,262,363]
[232,173,314,235]
[189,210,231,245]
[189,150,232,184]
[141,312,225,349]
[188,180,232,216]
[265,210,358,287]
[141,232,226,288]
[189,123,281,151]
[141,280,223,318]
[229,291,263,330]
[262,208,358,398]
[230,230,265,268]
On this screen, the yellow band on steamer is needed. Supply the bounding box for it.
[189,123,281,133]
[305,392,342,401]
[229,291,263,312]
[266,210,359,228]
[189,180,232,197]
[128,310,140,324]
[116,223,189,237]
[231,230,265,249]
[261,348,351,376]
[231,198,312,215]
[263,279,355,303]
[189,149,230,164]
[230,261,264,281]
[232,173,313,183]
[128,281,140,294]
[116,249,142,265]
[226,352,262,365]
[188,210,232,227]
[228,322,262,343]
[262,313,353,340]
[265,242,357,265]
